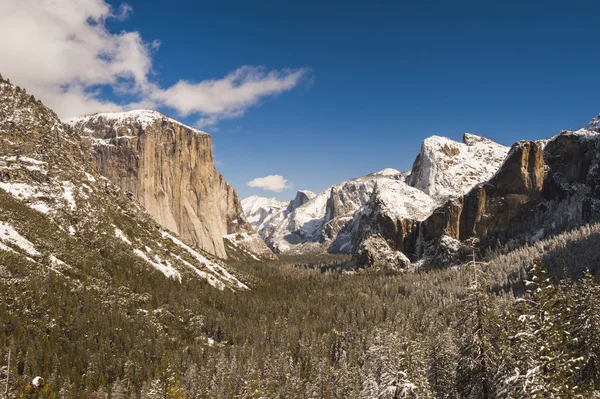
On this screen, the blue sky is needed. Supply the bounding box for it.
[3,0,600,201]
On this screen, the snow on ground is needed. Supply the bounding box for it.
[172,254,226,290]
[373,179,438,221]
[30,201,50,214]
[133,249,181,281]
[0,182,39,200]
[0,178,79,216]
[61,181,76,210]
[0,221,39,256]
[85,172,96,183]
[162,231,248,290]
[114,227,132,245]
[0,156,48,174]
[222,232,262,261]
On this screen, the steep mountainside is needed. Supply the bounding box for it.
[353,117,600,268]
[0,75,249,290]
[251,134,508,257]
[67,110,272,260]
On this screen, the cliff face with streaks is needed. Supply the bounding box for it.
[68,110,270,259]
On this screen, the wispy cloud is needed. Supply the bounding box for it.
[247,175,293,192]
[153,66,309,127]
[0,0,309,124]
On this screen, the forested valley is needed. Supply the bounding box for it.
[3,223,600,398]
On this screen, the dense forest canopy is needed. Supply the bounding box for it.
[2,223,600,398]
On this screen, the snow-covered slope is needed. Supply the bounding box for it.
[408,133,509,199]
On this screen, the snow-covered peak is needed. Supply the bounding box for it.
[242,195,287,231]
[297,189,316,198]
[585,114,600,132]
[408,133,509,200]
[66,109,209,135]
[242,195,287,216]
[462,132,495,146]
[369,168,402,176]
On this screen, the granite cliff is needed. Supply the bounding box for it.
[68,110,272,260]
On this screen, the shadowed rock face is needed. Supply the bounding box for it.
[68,111,262,259]
[287,190,314,213]
[414,141,546,256]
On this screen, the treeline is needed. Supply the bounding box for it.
[2,224,600,397]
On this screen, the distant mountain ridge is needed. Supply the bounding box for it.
[242,133,509,258]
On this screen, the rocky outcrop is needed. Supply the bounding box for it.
[68,110,270,260]
[404,141,546,263]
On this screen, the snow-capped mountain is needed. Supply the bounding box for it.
[407,133,509,199]
[352,114,600,269]
[242,195,288,231]
[248,134,509,256]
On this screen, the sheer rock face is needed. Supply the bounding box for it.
[68,111,261,259]
[287,190,315,213]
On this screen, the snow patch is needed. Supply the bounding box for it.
[0,221,39,256]
[162,231,248,290]
[133,249,181,281]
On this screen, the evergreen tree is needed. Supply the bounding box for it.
[570,269,600,390]
[501,263,583,398]
[455,258,499,399]
[427,331,458,399]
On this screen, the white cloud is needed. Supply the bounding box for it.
[247,175,293,192]
[153,66,308,127]
[0,0,308,123]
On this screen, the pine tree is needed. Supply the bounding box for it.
[427,331,458,399]
[455,254,499,399]
[570,269,600,390]
[360,331,432,399]
[501,263,583,398]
